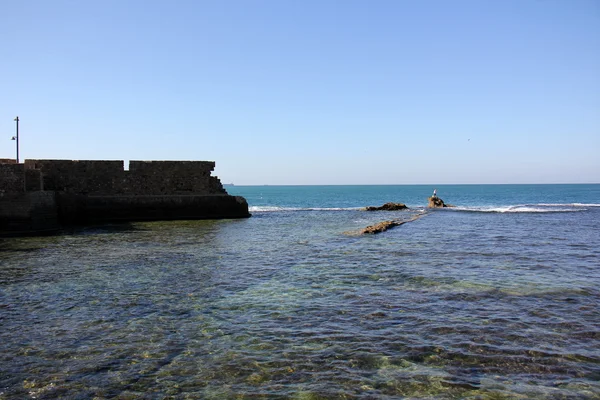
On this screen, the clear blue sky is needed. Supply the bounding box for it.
[1,0,598,184]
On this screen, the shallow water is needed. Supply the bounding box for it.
[1,188,600,398]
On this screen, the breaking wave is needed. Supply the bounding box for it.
[538,203,600,207]
[449,204,589,213]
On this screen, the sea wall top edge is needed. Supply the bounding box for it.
[2,159,226,196]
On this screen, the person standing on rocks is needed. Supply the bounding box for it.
[433,189,437,198]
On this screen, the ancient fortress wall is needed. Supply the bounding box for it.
[0,164,25,193]
[126,161,225,195]
[22,159,226,195]
[1,159,249,235]
[0,192,58,233]
[24,160,124,194]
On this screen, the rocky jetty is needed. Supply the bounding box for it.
[360,220,400,234]
[357,214,426,235]
[364,202,408,211]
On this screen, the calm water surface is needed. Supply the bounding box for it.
[1,185,599,399]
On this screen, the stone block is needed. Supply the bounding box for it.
[0,164,25,194]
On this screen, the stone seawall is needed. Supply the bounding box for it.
[1,159,250,236]
[0,192,59,235]
[58,194,250,224]
[23,160,227,195]
[0,164,25,193]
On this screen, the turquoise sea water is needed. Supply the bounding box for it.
[1,184,599,399]
[230,184,600,211]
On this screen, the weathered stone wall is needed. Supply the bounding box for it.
[28,192,59,231]
[61,194,250,224]
[24,160,124,194]
[25,169,43,191]
[22,159,227,195]
[0,164,25,194]
[0,193,29,219]
[0,192,58,234]
[0,158,17,164]
[1,159,248,235]
[125,161,226,195]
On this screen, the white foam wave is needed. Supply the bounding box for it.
[451,204,585,213]
[249,206,288,212]
[538,203,600,207]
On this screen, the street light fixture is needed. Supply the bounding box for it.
[11,116,19,163]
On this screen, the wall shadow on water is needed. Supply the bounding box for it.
[62,222,144,236]
[0,222,142,254]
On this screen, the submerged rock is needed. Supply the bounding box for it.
[360,220,400,234]
[358,214,427,235]
[364,202,408,211]
[365,311,387,318]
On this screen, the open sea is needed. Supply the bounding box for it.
[1,184,599,399]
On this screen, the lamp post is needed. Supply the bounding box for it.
[11,116,19,163]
